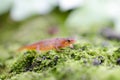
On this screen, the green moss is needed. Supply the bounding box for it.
[10,51,37,74]
[0,42,119,80]
[7,71,55,80]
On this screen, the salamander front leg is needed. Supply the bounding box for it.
[69,44,74,49]
[55,46,60,51]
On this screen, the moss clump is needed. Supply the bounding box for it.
[113,48,120,59]
[10,51,37,74]
[1,42,120,80]
[112,48,120,65]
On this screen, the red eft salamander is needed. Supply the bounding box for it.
[18,38,75,51]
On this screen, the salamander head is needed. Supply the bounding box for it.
[61,38,75,47]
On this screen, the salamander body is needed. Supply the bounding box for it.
[18,38,75,51]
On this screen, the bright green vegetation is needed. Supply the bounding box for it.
[1,42,120,80]
[1,13,120,80]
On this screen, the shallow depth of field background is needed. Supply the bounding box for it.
[1,0,120,80]
[1,0,120,43]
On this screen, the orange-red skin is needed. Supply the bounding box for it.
[18,38,75,51]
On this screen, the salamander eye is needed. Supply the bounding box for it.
[67,39,71,43]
